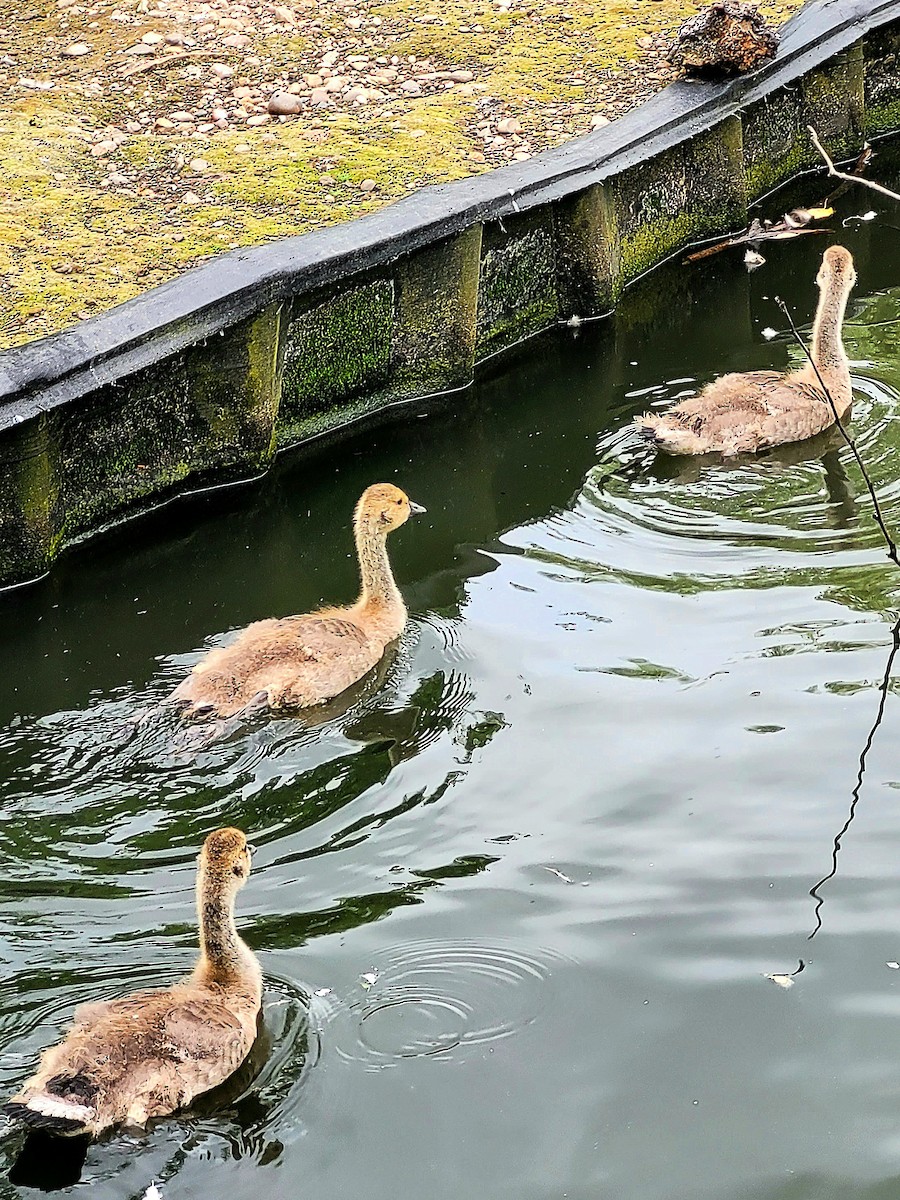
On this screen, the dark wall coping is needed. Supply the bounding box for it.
[0,0,896,429]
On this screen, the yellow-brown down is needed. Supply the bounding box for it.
[167,483,425,719]
[4,828,261,1138]
[635,245,857,456]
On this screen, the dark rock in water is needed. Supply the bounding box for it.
[667,2,779,77]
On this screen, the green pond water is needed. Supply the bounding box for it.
[3,181,900,1200]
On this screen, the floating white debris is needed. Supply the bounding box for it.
[360,971,378,989]
[761,327,778,340]
[543,866,574,884]
[842,210,877,226]
[143,1185,163,1200]
[887,962,900,970]
[313,987,332,996]
[764,973,794,989]
[744,248,766,271]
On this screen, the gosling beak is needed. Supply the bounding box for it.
[247,844,257,855]
[409,501,426,515]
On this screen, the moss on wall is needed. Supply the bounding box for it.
[864,26,900,136]
[605,117,746,289]
[0,417,56,587]
[744,48,865,200]
[475,211,559,355]
[278,280,394,445]
[46,304,281,540]
[392,226,483,397]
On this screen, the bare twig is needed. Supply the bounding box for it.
[119,50,212,78]
[808,125,900,204]
[776,297,900,567]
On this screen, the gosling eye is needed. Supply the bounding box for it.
[232,862,245,878]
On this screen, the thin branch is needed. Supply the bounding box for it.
[808,125,900,204]
[775,297,900,567]
[808,614,900,938]
[119,50,213,78]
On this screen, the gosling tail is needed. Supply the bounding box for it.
[3,1097,93,1137]
[5,1073,99,1137]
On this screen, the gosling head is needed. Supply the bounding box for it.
[817,245,856,292]
[355,483,426,534]
[199,827,254,891]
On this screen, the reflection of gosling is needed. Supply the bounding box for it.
[5,829,261,1138]
[637,246,856,456]
[169,483,425,719]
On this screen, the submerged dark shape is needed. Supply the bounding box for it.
[668,1,779,77]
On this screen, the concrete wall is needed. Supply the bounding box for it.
[1,0,899,588]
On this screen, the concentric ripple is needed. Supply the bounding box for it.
[332,940,570,1068]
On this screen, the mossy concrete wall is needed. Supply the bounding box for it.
[1,0,900,587]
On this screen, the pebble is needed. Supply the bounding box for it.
[359,178,376,191]
[309,86,329,104]
[62,41,91,55]
[400,80,421,94]
[125,43,155,55]
[590,113,610,128]
[189,157,208,171]
[267,90,300,114]
[449,69,473,82]
[141,30,164,43]
[246,113,270,125]
[181,191,201,204]
[496,117,522,134]
[222,33,250,48]
[170,111,195,122]
[211,63,233,79]
[272,4,295,23]
[210,107,229,121]
[234,142,252,153]
[90,139,117,156]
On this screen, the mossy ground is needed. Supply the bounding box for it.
[0,0,802,350]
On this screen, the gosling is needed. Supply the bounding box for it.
[636,245,857,456]
[168,483,425,719]
[4,828,261,1138]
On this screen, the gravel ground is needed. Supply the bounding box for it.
[0,0,803,348]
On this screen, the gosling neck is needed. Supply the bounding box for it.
[355,515,403,611]
[811,274,851,381]
[195,865,251,986]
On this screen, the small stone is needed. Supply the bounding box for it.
[211,63,233,78]
[125,120,142,132]
[496,117,522,134]
[125,42,155,55]
[90,139,117,156]
[246,113,270,125]
[409,128,426,138]
[155,117,176,129]
[234,142,252,153]
[211,106,229,121]
[324,76,345,92]
[449,69,473,82]
[62,41,91,55]
[261,131,277,144]
[309,87,329,104]
[400,80,421,94]
[590,113,610,128]
[267,90,300,114]
[169,111,195,122]
[164,32,184,44]
[272,4,295,22]
[359,178,376,192]
[304,73,323,87]
[222,33,250,48]
[182,191,201,204]
[189,157,208,172]
[141,30,163,43]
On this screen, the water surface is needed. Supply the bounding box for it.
[2,185,900,1200]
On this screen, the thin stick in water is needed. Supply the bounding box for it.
[775,297,900,567]
[808,125,900,204]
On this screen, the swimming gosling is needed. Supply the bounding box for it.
[636,245,856,456]
[5,828,261,1137]
[168,483,425,718]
